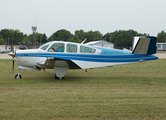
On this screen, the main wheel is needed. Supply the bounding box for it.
[55,74,58,79]
[15,74,22,79]
[55,74,64,80]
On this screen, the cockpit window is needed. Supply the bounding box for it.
[48,43,65,52]
[39,41,54,50]
[80,46,96,53]
[67,44,77,53]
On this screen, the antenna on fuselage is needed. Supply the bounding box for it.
[81,38,87,44]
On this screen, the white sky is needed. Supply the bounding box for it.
[0,0,166,37]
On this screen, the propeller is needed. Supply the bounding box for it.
[12,56,14,73]
[8,51,16,73]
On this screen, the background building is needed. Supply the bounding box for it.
[157,43,166,51]
[85,40,114,48]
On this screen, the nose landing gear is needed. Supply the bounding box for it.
[15,69,22,79]
[15,74,22,79]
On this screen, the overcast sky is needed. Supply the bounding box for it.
[0,0,166,37]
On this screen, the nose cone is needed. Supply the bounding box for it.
[8,52,16,57]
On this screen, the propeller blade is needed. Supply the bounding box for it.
[12,57,14,73]
[9,51,16,73]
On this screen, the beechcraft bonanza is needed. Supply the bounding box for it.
[8,36,158,79]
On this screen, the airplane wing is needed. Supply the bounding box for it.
[37,57,81,69]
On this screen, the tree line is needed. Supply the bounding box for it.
[0,29,166,48]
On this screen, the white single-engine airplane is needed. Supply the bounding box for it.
[8,36,158,79]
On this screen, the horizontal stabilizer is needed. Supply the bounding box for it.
[132,36,157,55]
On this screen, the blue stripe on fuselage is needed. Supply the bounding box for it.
[16,52,158,63]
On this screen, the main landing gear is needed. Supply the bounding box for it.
[54,66,68,80]
[55,74,64,80]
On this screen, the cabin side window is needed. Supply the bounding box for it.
[80,46,96,53]
[48,43,65,52]
[67,44,77,53]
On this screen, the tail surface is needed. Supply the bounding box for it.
[132,36,157,55]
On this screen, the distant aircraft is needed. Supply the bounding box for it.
[8,36,158,79]
[0,49,10,54]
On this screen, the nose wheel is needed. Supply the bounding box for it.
[15,74,22,79]
[15,69,22,79]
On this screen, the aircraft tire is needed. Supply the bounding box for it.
[55,74,59,79]
[55,74,64,80]
[15,74,22,79]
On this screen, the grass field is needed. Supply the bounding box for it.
[0,59,166,120]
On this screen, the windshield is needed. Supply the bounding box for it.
[39,41,54,50]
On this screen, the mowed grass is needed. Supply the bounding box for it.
[0,59,166,120]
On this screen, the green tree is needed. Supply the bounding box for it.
[41,33,48,43]
[110,30,148,48]
[0,29,27,44]
[28,33,48,44]
[0,38,5,45]
[157,31,166,43]
[36,33,43,43]
[75,29,86,40]
[75,30,103,43]
[14,30,27,44]
[22,37,30,44]
[27,34,33,43]
[85,30,103,42]
[0,29,13,39]
[0,29,14,44]
[48,29,73,41]
[67,35,82,43]
[0,35,3,38]
[103,33,112,42]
